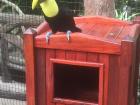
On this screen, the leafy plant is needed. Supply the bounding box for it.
[115,10,140,21]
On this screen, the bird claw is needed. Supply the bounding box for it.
[46,31,52,43]
[66,30,72,41]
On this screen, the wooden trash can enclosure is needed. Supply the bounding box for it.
[23,16,140,105]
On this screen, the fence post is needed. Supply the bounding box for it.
[23,28,37,105]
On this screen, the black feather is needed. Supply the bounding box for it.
[43,2,81,33]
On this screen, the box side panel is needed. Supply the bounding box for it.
[46,49,56,105]
[35,48,46,105]
[118,41,134,105]
[108,55,120,105]
[132,36,140,105]
[99,54,109,105]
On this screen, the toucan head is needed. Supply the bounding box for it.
[32,0,59,17]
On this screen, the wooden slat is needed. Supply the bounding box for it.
[99,54,109,105]
[34,33,121,55]
[76,52,87,61]
[55,50,65,59]
[74,16,129,26]
[118,39,134,105]
[108,55,120,105]
[46,49,56,105]
[55,103,64,105]
[35,48,46,105]
[23,28,36,105]
[65,51,76,60]
[54,98,98,105]
[87,53,99,62]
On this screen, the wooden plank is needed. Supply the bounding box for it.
[76,52,87,61]
[118,38,134,105]
[23,28,36,105]
[87,53,99,62]
[108,55,120,105]
[55,50,65,59]
[55,103,64,105]
[54,98,98,105]
[46,49,56,105]
[50,59,103,68]
[74,16,129,26]
[35,48,46,105]
[34,33,121,55]
[65,51,76,60]
[98,63,104,105]
[99,54,109,105]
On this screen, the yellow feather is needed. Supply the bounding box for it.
[32,0,39,10]
[40,0,59,17]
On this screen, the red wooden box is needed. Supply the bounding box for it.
[23,16,140,105]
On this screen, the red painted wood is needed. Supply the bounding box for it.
[53,98,98,105]
[108,55,120,105]
[87,53,99,62]
[50,59,104,105]
[35,48,46,105]
[55,50,65,59]
[24,16,140,105]
[23,28,36,105]
[99,54,109,105]
[55,103,64,105]
[76,52,87,61]
[118,38,134,105]
[74,16,129,26]
[50,59,103,68]
[35,33,121,55]
[65,51,76,60]
[46,49,56,105]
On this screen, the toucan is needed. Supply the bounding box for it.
[32,0,81,42]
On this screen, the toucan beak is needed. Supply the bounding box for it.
[32,0,39,10]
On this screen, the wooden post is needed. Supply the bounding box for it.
[23,28,36,105]
[118,36,134,105]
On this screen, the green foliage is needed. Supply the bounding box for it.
[115,9,140,21]
[115,0,140,20]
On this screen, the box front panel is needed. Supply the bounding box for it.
[46,49,104,105]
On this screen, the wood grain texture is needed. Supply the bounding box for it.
[46,49,56,105]
[54,98,98,105]
[87,53,99,62]
[118,39,134,105]
[35,33,121,55]
[76,52,87,61]
[99,54,109,105]
[35,48,46,105]
[55,50,65,59]
[65,51,76,60]
[108,55,120,105]
[23,28,36,105]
